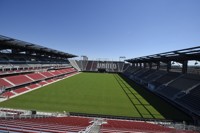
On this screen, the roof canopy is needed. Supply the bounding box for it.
[126,46,200,63]
[0,35,77,58]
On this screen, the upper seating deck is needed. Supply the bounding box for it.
[26,73,45,81]
[67,68,76,72]
[0,78,13,88]
[5,75,32,86]
[57,69,66,74]
[50,70,62,76]
[40,71,54,78]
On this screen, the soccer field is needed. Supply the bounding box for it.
[0,73,191,120]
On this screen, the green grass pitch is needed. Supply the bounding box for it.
[0,73,191,121]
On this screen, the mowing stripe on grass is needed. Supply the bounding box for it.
[114,74,158,119]
[0,73,192,121]
[0,73,140,117]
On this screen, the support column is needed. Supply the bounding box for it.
[167,61,171,72]
[136,63,138,68]
[144,62,147,68]
[182,61,188,74]
[149,62,152,69]
[157,61,160,70]
[139,63,142,68]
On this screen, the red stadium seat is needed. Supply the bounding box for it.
[13,87,29,94]
[5,75,32,86]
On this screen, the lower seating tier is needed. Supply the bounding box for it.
[1,91,15,97]
[13,87,29,94]
[176,85,200,114]
[27,84,40,89]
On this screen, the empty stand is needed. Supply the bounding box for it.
[157,74,200,99]
[22,116,91,127]
[144,70,167,84]
[0,116,197,133]
[38,81,48,86]
[50,70,62,76]
[1,91,15,97]
[46,79,54,83]
[0,68,78,98]
[13,87,29,94]
[0,116,91,133]
[0,78,13,88]
[26,73,45,81]
[101,119,175,133]
[168,74,200,91]
[5,75,32,86]
[176,85,200,114]
[134,69,157,84]
[40,71,54,78]
[27,84,39,89]
[149,72,181,89]
[67,68,76,72]
[138,69,156,79]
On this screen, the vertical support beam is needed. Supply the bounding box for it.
[149,62,152,69]
[144,62,147,68]
[136,63,138,68]
[133,63,136,68]
[157,61,160,70]
[182,60,188,74]
[167,61,171,72]
[139,63,142,68]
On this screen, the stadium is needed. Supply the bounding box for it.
[1,0,200,132]
[0,35,200,133]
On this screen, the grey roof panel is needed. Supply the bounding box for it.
[0,35,77,58]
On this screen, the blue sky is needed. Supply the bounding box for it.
[0,0,200,61]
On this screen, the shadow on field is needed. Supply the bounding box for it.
[117,74,193,122]
[113,74,156,119]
